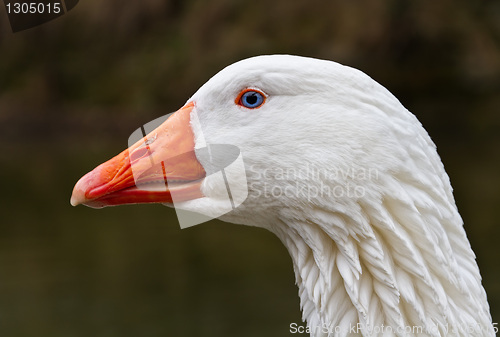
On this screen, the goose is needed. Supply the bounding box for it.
[71,55,494,337]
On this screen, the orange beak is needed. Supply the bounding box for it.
[70,102,206,208]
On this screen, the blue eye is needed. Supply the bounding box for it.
[237,89,266,109]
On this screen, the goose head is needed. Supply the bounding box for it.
[71,55,493,336]
[71,55,412,226]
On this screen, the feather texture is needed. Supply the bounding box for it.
[175,55,494,336]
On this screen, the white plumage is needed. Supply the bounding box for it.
[73,55,494,336]
[181,55,494,336]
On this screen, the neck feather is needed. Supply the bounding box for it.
[270,174,493,337]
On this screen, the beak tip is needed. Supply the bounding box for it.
[70,176,90,207]
[70,195,80,207]
[70,189,85,207]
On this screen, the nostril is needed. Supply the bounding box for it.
[130,147,150,163]
[145,133,157,145]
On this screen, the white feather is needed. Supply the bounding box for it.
[176,55,494,337]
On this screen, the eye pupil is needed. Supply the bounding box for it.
[245,93,258,105]
[239,90,265,108]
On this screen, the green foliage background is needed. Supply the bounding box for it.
[0,1,499,336]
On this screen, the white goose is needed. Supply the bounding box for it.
[71,55,494,337]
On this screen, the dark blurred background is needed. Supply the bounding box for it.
[0,1,499,336]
